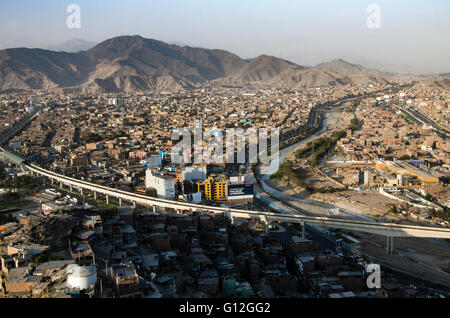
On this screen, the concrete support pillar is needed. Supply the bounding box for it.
[69,185,73,192]
[386,236,394,254]
[60,182,63,188]
[390,236,394,254]
[302,223,306,239]
[386,236,389,254]
[51,178,54,185]
[80,188,83,196]
[118,198,122,207]
[94,191,97,200]
[152,205,156,213]
[106,195,109,205]
[132,201,136,207]
[260,215,269,233]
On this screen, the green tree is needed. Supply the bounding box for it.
[0,165,6,182]
[33,254,50,264]
[0,213,16,226]
[389,205,398,214]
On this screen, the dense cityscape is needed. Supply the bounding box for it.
[0,1,449,305]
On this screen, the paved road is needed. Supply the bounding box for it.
[363,242,450,290]
[0,107,42,145]
[394,104,449,139]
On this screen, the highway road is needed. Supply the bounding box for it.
[407,107,450,135]
[0,103,445,239]
[0,94,449,241]
[0,107,42,145]
[393,104,449,139]
[16,161,450,239]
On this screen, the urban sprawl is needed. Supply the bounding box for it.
[0,79,449,299]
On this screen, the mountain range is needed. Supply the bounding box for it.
[412,76,450,90]
[0,35,395,93]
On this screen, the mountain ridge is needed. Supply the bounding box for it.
[0,35,393,92]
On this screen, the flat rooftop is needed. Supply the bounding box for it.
[114,265,137,280]
[291,236,312,244]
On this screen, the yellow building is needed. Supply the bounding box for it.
[375,161,439,184]
[213,180,226,200]
[197,177,226,201]
[198,177,213,200]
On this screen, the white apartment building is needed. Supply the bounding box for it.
[145,169,175,199]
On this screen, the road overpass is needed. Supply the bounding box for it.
[1,143,450,255]
[19,162,450,245]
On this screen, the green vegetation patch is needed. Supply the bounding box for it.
[2,175,39,190]
[0,213,16,225]
[270,161,308,188]
[295,130,347,167]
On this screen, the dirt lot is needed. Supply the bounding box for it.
[311,190,400,217]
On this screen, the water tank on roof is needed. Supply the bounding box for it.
[66,264,97,290]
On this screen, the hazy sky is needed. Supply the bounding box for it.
[0,0,449,73]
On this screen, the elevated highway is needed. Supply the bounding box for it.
[19,162,450,241]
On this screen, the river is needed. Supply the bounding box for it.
[256,105,377,223]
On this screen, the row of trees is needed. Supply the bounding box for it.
[83,130,130,144]
[389,205,449,222]
[295,130,347,167]
[270,161,348,194]
[0,165,5,180]
[429,209,450,222]
[270,161,308,188]
[0,213,16,226]
[349,117,362,132]
[33,254,64,264]
[2,175,39,190]
[279,124,323,151]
